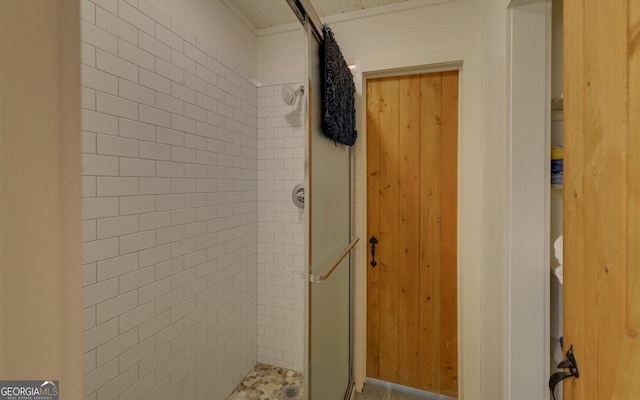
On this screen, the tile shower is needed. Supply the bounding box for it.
[80,1,305,399]
[256,83,305,372]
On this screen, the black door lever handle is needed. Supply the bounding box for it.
[549,345,579,400]
[369,235,378,268]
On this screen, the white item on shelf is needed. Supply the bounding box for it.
[554,235,563,285]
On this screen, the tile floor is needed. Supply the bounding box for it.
[353,379,457,400]
[226,364,456,400]
[226,364,303,400]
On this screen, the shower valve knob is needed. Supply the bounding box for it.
[292,184,305,209]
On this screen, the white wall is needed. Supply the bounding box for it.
[483,1,552,400]
[324,1,478,66]
[480,1,509,398]
[79,1,258,399]
[150,0,258,79]
[505,3,551,400]
[1,1,83,396]
[551,0,563,100]
[257,29,306,83]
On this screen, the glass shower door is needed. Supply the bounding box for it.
[305,19,354,400]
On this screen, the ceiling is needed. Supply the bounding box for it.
[225,0,413,31]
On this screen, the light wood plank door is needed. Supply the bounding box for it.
[366,71,458,397]
[562,0,640,398]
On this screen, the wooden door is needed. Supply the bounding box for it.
[366,71,458,397]
[563,0,640,398]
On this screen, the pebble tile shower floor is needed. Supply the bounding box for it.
[226,364,303,400]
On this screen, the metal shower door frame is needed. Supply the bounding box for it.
[292,2,357,399]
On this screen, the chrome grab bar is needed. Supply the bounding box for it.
[309,237,360,283]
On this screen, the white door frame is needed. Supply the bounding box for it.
[505,1,552,399]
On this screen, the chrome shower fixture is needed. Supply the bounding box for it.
[292,184,305,209]
[281,84,305,105]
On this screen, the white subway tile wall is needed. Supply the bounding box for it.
[80,1,259,399]
[257,84,305,371]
